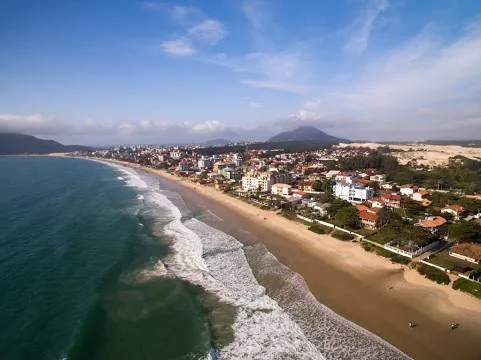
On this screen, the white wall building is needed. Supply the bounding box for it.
[333,183,374,204]
[170,150,182,160]
[271,183,292,196]
[198,156,213,170]
[242,171,290,192]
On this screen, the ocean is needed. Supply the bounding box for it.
[0,156,409,360]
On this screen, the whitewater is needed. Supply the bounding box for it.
[109,162,410,360]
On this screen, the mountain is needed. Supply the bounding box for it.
[204,138,232,146]
[268,126,345,142]
[0,133,90,155]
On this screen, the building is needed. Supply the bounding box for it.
[449,243,481,264]
[416,216,447,233]
[369,174,386,183]
[384,239,439,259]
[219,167,241,180]
[412,190,429,202]
[441,204,465,220]
[197,156,213,170]
[170,150,182,160]
[241,171,290,192]
[333,182,374,204]
[381,192,401,208]
[335,172,355,184]
[271,183,292,196]
[400,184,418,197]
[358,209,380,230]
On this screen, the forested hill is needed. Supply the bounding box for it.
[0,133,89,155]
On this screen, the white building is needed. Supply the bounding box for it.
[333,182,374,204]
[271,183,292,196]
[242,171,290,192]
[369,174,386,183]
[170,150,182,160]
[400,184,417,197]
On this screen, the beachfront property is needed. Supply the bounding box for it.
[219,167,242,180]
[441,204,465,220]
[271,183,292,196]
[385,239,440,259]
[449,243,481,264]
[333,181,374,204]
[416,216,447,234]
[358,209,381,230]
[242,170,291,192]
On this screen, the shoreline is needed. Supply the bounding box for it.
[55,155,481,359]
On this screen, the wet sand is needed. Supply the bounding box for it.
[63,157,481,359]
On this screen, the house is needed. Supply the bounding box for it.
[335,172,355,184]
[416,216,447,233]
[400,184,418,197]
[271,183,292,196]
[384,239,439,259]
[441,204,465,220]
[368,198,384,209]
[313,203,330,217]
[449,243,481,264]
[412,190,429,202]
[333,182,374,204]
[358,209,381,230]
[381,192,401,208]
[369,174,386,183]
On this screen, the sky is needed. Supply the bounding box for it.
[1,0,481,145]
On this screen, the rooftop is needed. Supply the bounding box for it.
[450,243,481,261]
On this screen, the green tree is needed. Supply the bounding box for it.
[449,221,481,242]
[312,180,323,192]
[335,206,359,228]
[401,197,425,218]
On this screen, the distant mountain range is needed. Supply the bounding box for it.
[204,138,232,146]
[0,133,89,155]
[268,126,345,143]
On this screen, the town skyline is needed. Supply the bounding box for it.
[1,0,481,145]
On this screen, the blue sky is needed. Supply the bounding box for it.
[1,0,481,144]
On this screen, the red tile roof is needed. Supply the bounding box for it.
[359,210,380,222]
[418,216,447,228]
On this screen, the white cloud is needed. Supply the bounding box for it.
[248,101,262,108]
[160,38,196,55]
[188,19,226,45]
[343,0,389,56]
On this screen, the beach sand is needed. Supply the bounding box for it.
[67,157,481,359]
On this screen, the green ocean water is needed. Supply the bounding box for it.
[0,156,211,360]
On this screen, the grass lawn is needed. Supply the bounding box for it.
[426,249,481,272]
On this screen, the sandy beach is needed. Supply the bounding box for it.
[61,156,481,359]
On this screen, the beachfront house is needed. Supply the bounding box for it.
[384,239,440,259]
[449,243,481,264]
[271,183,292,197]
[415,216,447,234]
[358,209,381,230]
[242,171,291,192]
[333,181,374,204]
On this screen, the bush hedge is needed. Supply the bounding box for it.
[452,278,481,299]
[308,223,331,235]
[416,263,450,285]
[331,231,356,241]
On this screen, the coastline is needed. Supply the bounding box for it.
[57,155,481,359]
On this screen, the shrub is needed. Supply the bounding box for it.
[391,255,411,265]
[452,278,481,299]
[416,264,450,285]
[361,242,374,252]
[332,231,355,241]
[308,223,331,235]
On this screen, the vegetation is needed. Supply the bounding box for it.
[452,278,481,299]
[448,221,481,242]
[416,264,450,285]
[308,223,332,235]
[400,197,425,218]
[374,248,411,264]
[361,241,375,252]
[368,223,437,246]
[331,231,356,241]
[334,206,359,228]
